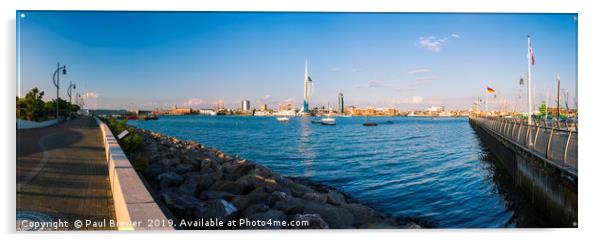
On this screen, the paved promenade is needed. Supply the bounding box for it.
[17,116,116,230]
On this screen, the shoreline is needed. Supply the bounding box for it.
[131,126,422,229]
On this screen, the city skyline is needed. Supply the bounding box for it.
[17,12,577,111]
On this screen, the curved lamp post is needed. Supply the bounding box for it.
[52,62,67,119]
[67,81,76,112]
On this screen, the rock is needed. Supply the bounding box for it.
[242,209,287,229]
[302,192,328,203]
[193,199,237,221]
[223,162,256,175]
[143,164,167,181]
[157,172,184,190]
[160,192,201,219]
[200,158,219,174]
[287,181,314,198]
[326,190,347,206]
[210,180,250,195]
[340,203,379,225]
[272,191,290,202]
[199,191,236,201]
[290,214,330,229]
[303,202,354,229]
[179,176,201,196]
[199,173,216,190]
[240,203,270,218]
[231,189,277,211]
[404,222,422,229]
[273,197,306,215]
[175,163,194,174]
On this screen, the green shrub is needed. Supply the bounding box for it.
[131,153,149,172]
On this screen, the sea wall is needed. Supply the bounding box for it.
[469,118,577,227]
[134,127,421,229]
[95,118,174,230]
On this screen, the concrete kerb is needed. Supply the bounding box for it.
[94,117,174,231]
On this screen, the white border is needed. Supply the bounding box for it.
[3,1,602,242]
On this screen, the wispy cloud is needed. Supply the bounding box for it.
[408,68,432,75]
[282,98,295,103]
[182,98,206,107]
[451,33,461,39]
[392,96,424,104]
[368,80,384,88]
[419,36,448,52]
[261,95,272,101]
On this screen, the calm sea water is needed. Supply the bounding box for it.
[129,116,542,228]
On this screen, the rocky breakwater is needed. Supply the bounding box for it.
[135,128,420,229]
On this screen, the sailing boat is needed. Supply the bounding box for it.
[321,103,336,125]
[363,116,378,126]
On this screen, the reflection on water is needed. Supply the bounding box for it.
[130,116,576,228]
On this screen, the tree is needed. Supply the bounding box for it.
[539,101,547,118]
[17,87,46,121]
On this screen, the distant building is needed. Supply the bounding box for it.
[171,104,193,115]
[338,93,344,114]
[215,99,225,111]
[279,102,294,111]
[259,104,268,111]
[241,100,251,111]
[426,106,444,112]
[198,109,217,116]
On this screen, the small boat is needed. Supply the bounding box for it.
[363,116,378,126]
[321,102,336,125]
[321,117,336,125]
[276,116,290,122]
[143,115,159,120]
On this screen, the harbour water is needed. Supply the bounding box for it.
[129,116,570,228]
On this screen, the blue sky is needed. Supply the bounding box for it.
[17,11,577,111]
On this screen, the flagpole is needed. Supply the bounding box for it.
[485,88,488,117]
[527,35,533,125]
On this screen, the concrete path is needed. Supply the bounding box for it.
[17,116,116,230]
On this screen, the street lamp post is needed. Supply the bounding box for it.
[52,62,67,120]
[67,80,76,112]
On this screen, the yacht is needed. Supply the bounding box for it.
[276,116,290,122]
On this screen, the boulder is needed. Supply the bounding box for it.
[179,176,201,196]
[175,163,194,174]
[157,172,184,190]
[193,199,237,221]
[273,197,306,215]
[302,202,354,229]
[210,180,251,195]
[160,192,201,219]
[290,214,329,229]
[301,192,328,203]
[340,203,379,225]
[199,191,236,201]
[223,162,256,175]
[326,190,347,206]
[240,203,270,218]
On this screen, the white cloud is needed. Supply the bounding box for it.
[392,96,424,104]
[418,36,448,52]
[282,98,295,103]
[408,68,432,75]
[368,80,383,88]
[261,95,272,100]
[451,33,461,39]
[182,98,206,107]
[82,92,100,99]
